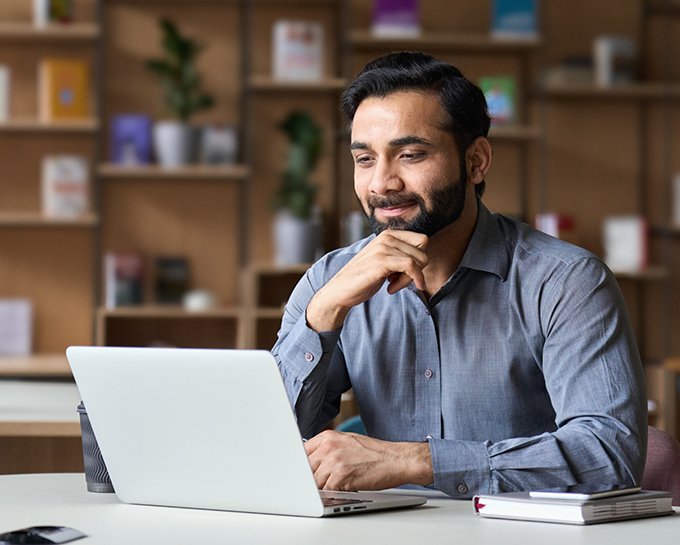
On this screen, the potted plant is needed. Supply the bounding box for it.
[146,18,215,167]
[271,111,322,266]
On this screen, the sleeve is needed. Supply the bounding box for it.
[271,265,352,439]
[428,257,648,497]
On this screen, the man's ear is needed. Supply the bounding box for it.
[466,137,492,185]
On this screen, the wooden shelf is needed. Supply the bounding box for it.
[249,75,347,92]
[0,22,100,41]
[0,354,71,377]
[0,118,99,133]
[0,211,99,227]
[98,163,249,180]
[349,30,542,52]
[97,305,243,319]
[543,81,680,100]
[612,266,668,281]
[488,125,542,141]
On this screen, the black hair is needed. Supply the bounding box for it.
[340,51,490,197]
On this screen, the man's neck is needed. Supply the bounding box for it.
[421,197,479,299]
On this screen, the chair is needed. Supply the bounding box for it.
[335,415,366,435]
[641,425,680,506]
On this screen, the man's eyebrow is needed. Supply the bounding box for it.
[389,136,431,147]
[350,136,431,151]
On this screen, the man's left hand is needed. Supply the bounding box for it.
[304,430,434,491]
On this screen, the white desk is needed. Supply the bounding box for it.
[1,474,678,545]
[0,380,81,436]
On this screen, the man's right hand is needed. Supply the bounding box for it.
[305,230,429,332]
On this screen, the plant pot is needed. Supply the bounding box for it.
[153,121,195,167]
[272,209,320,266]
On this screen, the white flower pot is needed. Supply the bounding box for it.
[153,121,195,167]
[273,209,320,266]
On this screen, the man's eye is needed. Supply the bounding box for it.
[402,152,425,160]
[355,156,373,164]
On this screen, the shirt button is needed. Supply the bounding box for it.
[457,483,469,494]
[424,368,433,379]
[425,310,431,316]
[304,352,314,362]
[321,353,329,361]
[425,434,432,440]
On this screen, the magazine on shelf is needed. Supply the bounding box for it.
[371,0,420,37]
[41,154,89,217]
[272,20,324,82]
[104,253,145,309]
[0,299,33,356]
[491,0,538,39]
[38,58,90,122]
[479,76,516,126]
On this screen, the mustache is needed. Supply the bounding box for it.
[366,192,425,210]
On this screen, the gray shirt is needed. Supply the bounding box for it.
[272,202,647,497]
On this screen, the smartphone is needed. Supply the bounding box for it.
[0,526,86,544]
[529,483,641,501]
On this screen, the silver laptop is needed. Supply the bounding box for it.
[66,346,427,517]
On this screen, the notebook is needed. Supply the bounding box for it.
[66,346,427,517]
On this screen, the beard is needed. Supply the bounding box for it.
[358,162,468,238]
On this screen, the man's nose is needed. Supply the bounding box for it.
[368,158,404,195]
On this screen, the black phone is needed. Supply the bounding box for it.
[0,526,86,544]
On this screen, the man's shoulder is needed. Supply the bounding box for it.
[494,213,603,272]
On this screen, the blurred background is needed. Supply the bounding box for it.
[0,0,679,473]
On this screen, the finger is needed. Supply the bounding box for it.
[382,256,427,293]
[376,234,429,269]
[382,229,429,250]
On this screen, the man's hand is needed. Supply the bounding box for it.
[304,430,433,491]
[306,230,429,332]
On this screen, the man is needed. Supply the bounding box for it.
[272,52,647,498]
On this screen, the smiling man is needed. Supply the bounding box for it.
[272,52,647,497]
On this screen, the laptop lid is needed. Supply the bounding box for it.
[66,346,426,517]
[67,346,326,517]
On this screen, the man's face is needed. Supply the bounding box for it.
[350,91,468,237]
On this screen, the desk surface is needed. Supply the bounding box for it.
[0,380,81,436]
[1,474,678,545]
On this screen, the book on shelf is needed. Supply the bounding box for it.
[602,215,648,274]
[473,489,674,525]
[535,213,577,245]
[154,257,190,305]
[272,20,324,82]
[479,76,516,127]
[199,124,238,165]
[34,0,74,27]
[0,65,9,123]
[41,154,89,217]
[38,58,90,122]
[593,36,636,87]
[491,0,538,39]
[110,114,153,166]
[371,0,421,38]
[0,299,33,356]
[104,253,145,309]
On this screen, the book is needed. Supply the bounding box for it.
[38,58,90,122]
[473,489,674,525]
[479,76,516,127]
[104,253,145,309]
[0,299,33,356]
[491,0,538,39]
[603,215,648,274]
[110,114,153,165]
[198,124,238,165]
[154,257,189,305]
[34,0,74,27]
[535,213,577,245]
[371,0,420,38]
[0,65,10,123]
[41,155,89,217]
[272,20,324,82]
[593,36,636,87]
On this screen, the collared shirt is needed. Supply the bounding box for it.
[272,202,647,497]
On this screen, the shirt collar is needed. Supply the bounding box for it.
[458,200,510,281]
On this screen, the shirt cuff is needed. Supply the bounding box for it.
[429,438,492,497]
